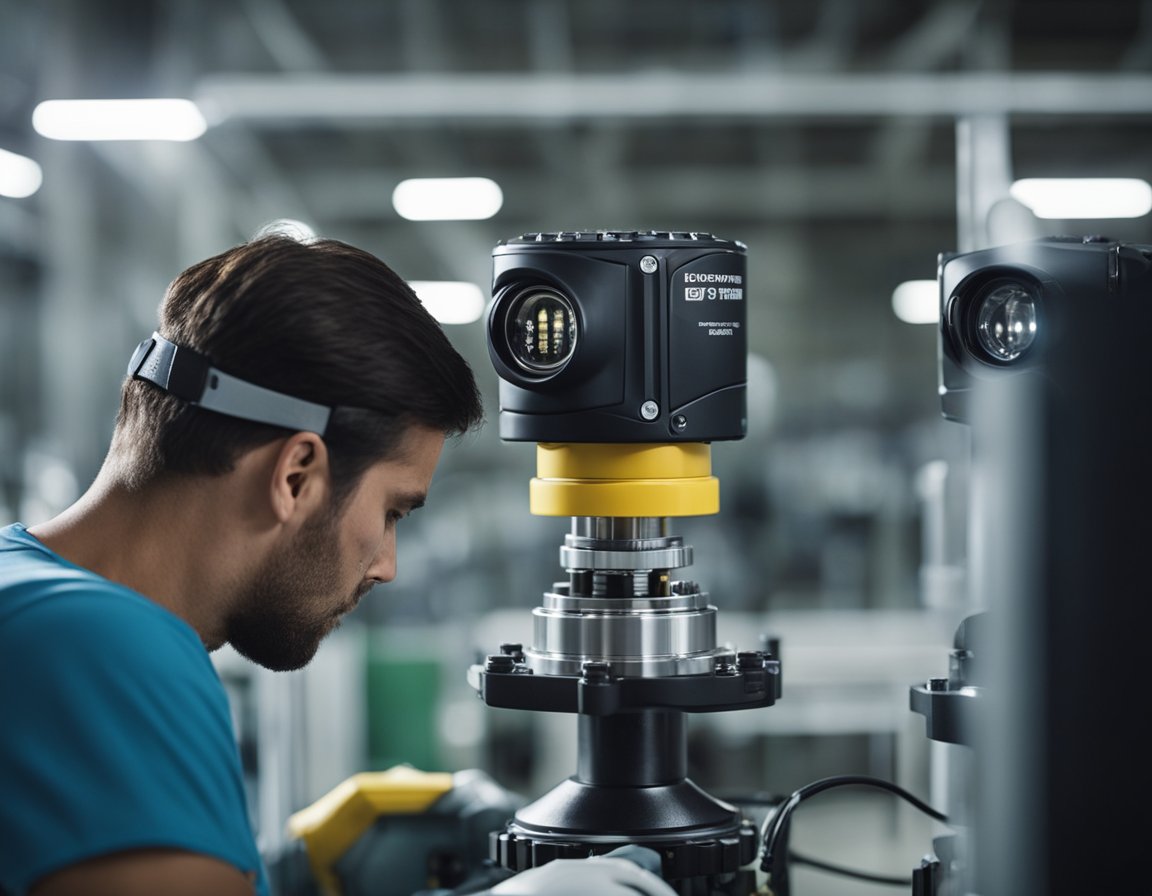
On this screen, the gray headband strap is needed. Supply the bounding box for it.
[128,332,333,435]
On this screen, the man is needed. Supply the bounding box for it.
[0,234,485,895]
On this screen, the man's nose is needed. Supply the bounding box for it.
[366,538,397,584]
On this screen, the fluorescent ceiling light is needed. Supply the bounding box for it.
[1009,178,1152,219]
[892,280,939,325]
[32,99,207,141]
[409,281,486,325]
[392,177,503,221]
[0,147,43,198]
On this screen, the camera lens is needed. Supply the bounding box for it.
[974,280,1038,363]
[506,287,578,374]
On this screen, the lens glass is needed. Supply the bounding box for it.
[507,288,578,373]
[975,281,1038,362]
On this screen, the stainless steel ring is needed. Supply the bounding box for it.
[531,604,717,660]
[524,649,721,678]
[542,590,711,613]
[559,544,694,571]
[571,517,669,541]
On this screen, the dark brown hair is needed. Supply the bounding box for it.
[111,234,484,504]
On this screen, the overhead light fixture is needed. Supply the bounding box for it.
[892,280,939,325]
[0,147,43,198]
[392,177,503,221]
[31,98,207,142]
[1009,178,1152,219]
[409,281,486,325]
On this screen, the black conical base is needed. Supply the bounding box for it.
[511,774,741,841]
[493,776,758,880]
[491,710,758,881]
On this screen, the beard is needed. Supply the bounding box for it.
[225,504,370,672]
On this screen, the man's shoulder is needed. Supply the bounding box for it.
[0,532,266,896]
[0,523,202,653]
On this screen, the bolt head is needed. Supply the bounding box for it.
[639,255,659,274]
[486,655,516,673]
[581,661,612,682]
[737,651,764,671]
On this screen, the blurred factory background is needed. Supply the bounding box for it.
[3,1,1152,891]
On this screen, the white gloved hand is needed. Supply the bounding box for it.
[488,854,678,896]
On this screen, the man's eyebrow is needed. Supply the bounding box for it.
[395,492,427,513]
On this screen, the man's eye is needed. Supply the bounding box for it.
[387,510,406,525]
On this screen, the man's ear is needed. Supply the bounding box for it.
[269,432,331,524]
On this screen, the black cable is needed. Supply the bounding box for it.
[788,849,912,888]
[758,774,949,879]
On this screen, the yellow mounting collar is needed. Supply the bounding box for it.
[530,442,719,517]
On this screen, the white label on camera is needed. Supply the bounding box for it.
[683,286,743,302]
[698,320,740,336]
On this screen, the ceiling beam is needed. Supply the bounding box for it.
[239,0,328,72]
[195,71,1152,126]
[296,166,956,220]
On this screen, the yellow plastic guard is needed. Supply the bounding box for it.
[530,443,719,517]
[287,765,454,896]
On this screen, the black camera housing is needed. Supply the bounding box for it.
[938,235,1152,422]
[489,231,748,443]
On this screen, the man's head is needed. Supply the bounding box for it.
[110,234,484,668]
[112,233,483,502]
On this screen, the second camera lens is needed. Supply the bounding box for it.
[974,280,1039,363]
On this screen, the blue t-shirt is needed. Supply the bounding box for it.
[0,523,269,895]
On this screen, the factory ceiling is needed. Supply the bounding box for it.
[2,0,1152,479]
